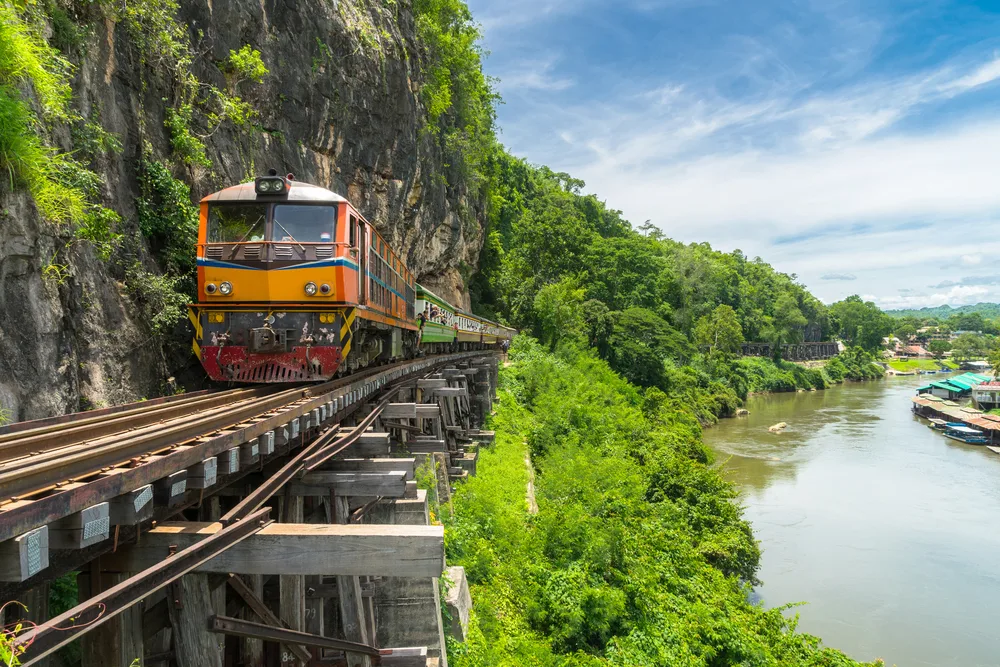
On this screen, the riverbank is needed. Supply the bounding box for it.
[445,337,882,666]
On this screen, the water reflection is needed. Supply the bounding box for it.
[703,375,1000,667]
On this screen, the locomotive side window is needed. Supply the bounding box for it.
[350,215,357,246]
[272,205,337,243]
[208,204,267,243]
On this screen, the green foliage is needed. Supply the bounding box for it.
[734,356,826,394]
[533,278,585,351]
[951,332,990,361]
[928,339,951,359]
[136,157,198,291]
[227,45,268,83]
[0,2,72,119]
[834,347,885,380]
[694,304,744,355]
[123,264,189,336]
[164,104,211,167]
[828,295,893,352]
[412,0,498,189]
[447,337,881,667]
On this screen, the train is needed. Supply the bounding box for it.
[187,171,515,382]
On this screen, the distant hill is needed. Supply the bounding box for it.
[886,302,1000,319]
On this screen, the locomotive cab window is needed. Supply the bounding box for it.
[208,204,267,243]
[271,204,337,243]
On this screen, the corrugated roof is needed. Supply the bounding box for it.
[946,378,976,390]
[931,381,966,393]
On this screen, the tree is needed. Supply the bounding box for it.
[989,341,1000,378]
[894,322,917,343]
[927,339,951,359]
[828,295,893,352]
[533,278,585,351]
[951,333,988,362]
[694,304,745,356]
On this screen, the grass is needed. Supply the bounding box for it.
[885,358,954,372]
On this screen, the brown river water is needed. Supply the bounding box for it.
[702,373,1000,667]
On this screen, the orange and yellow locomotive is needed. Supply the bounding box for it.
[188,171,514,383]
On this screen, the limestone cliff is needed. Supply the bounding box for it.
[0,0,486,420]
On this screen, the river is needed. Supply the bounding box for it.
[702,374,1000,667]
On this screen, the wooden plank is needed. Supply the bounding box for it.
[50,502,110,549]
[217,448,240,474]
[383,403,417,419]
[298,472,408,498]
[108,485,154,526]
[106,523,444,577]
[187,457,218,490]
[379,647,428,667]
[240,439,260,467]
[0,526,48,582]
[154,471,188,506]
[322,458,416,480]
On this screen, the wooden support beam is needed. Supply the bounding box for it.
[50,502,109,549]
[0,526,48,582]
[154,471,187,506]
[280,495,305,665]
[379,647,428,666]
[297,472,408,497]
[321,458,416,480]
[383,403,417,419]
[167,574,223,667]
[217,447,240,475]
[334,496,371,667]
[105,523,444,578]
[187,458,218,490]
[401,440,448,453]
[226,574,311,664]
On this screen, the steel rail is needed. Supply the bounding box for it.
[0,386,281,463]
[0,387,316,500]
[0,388,219,437]
[14,508,273,666]
[208,615,381,659]
[219,395,390,525]
[0,392,286,476]
[0,351,487,544]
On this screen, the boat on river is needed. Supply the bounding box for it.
[942,425,989,445]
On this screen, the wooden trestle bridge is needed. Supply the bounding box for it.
[0,351,500,667]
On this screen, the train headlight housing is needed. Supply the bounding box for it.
[304,281,318,296]
[320,283,331,295]
[254,176,287,195]
[219,281,233,296]
[208,312,225,323]
[205,283,217,295]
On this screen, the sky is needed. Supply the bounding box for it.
[465,0,1000,310]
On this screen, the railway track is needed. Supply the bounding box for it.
[0,350,484,548]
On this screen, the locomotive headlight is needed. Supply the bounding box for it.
[219,281,233,296]
[320,283,331,295]
[254,176,286,195]
[205,283,217,294]
[304,281,318,296]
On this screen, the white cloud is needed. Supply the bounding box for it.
[495,56,575,93]
[961,254,983,266]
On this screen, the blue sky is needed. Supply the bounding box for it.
[465,0,1000,309]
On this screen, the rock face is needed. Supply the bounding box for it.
[0,0,485,420]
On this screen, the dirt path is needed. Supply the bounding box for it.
[525,448,538,515]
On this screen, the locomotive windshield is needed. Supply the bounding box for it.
[271,204,338,243]
[207,204,267,243]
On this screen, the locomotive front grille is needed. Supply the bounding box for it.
[242,244,262,259]
[231,362,311,382]
[315,246,333,258]
[206,246,224,259]
[273,244,293,259]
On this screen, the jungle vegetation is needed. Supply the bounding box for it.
[445,336,883,667]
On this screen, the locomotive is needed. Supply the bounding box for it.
[187,171,514,382]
